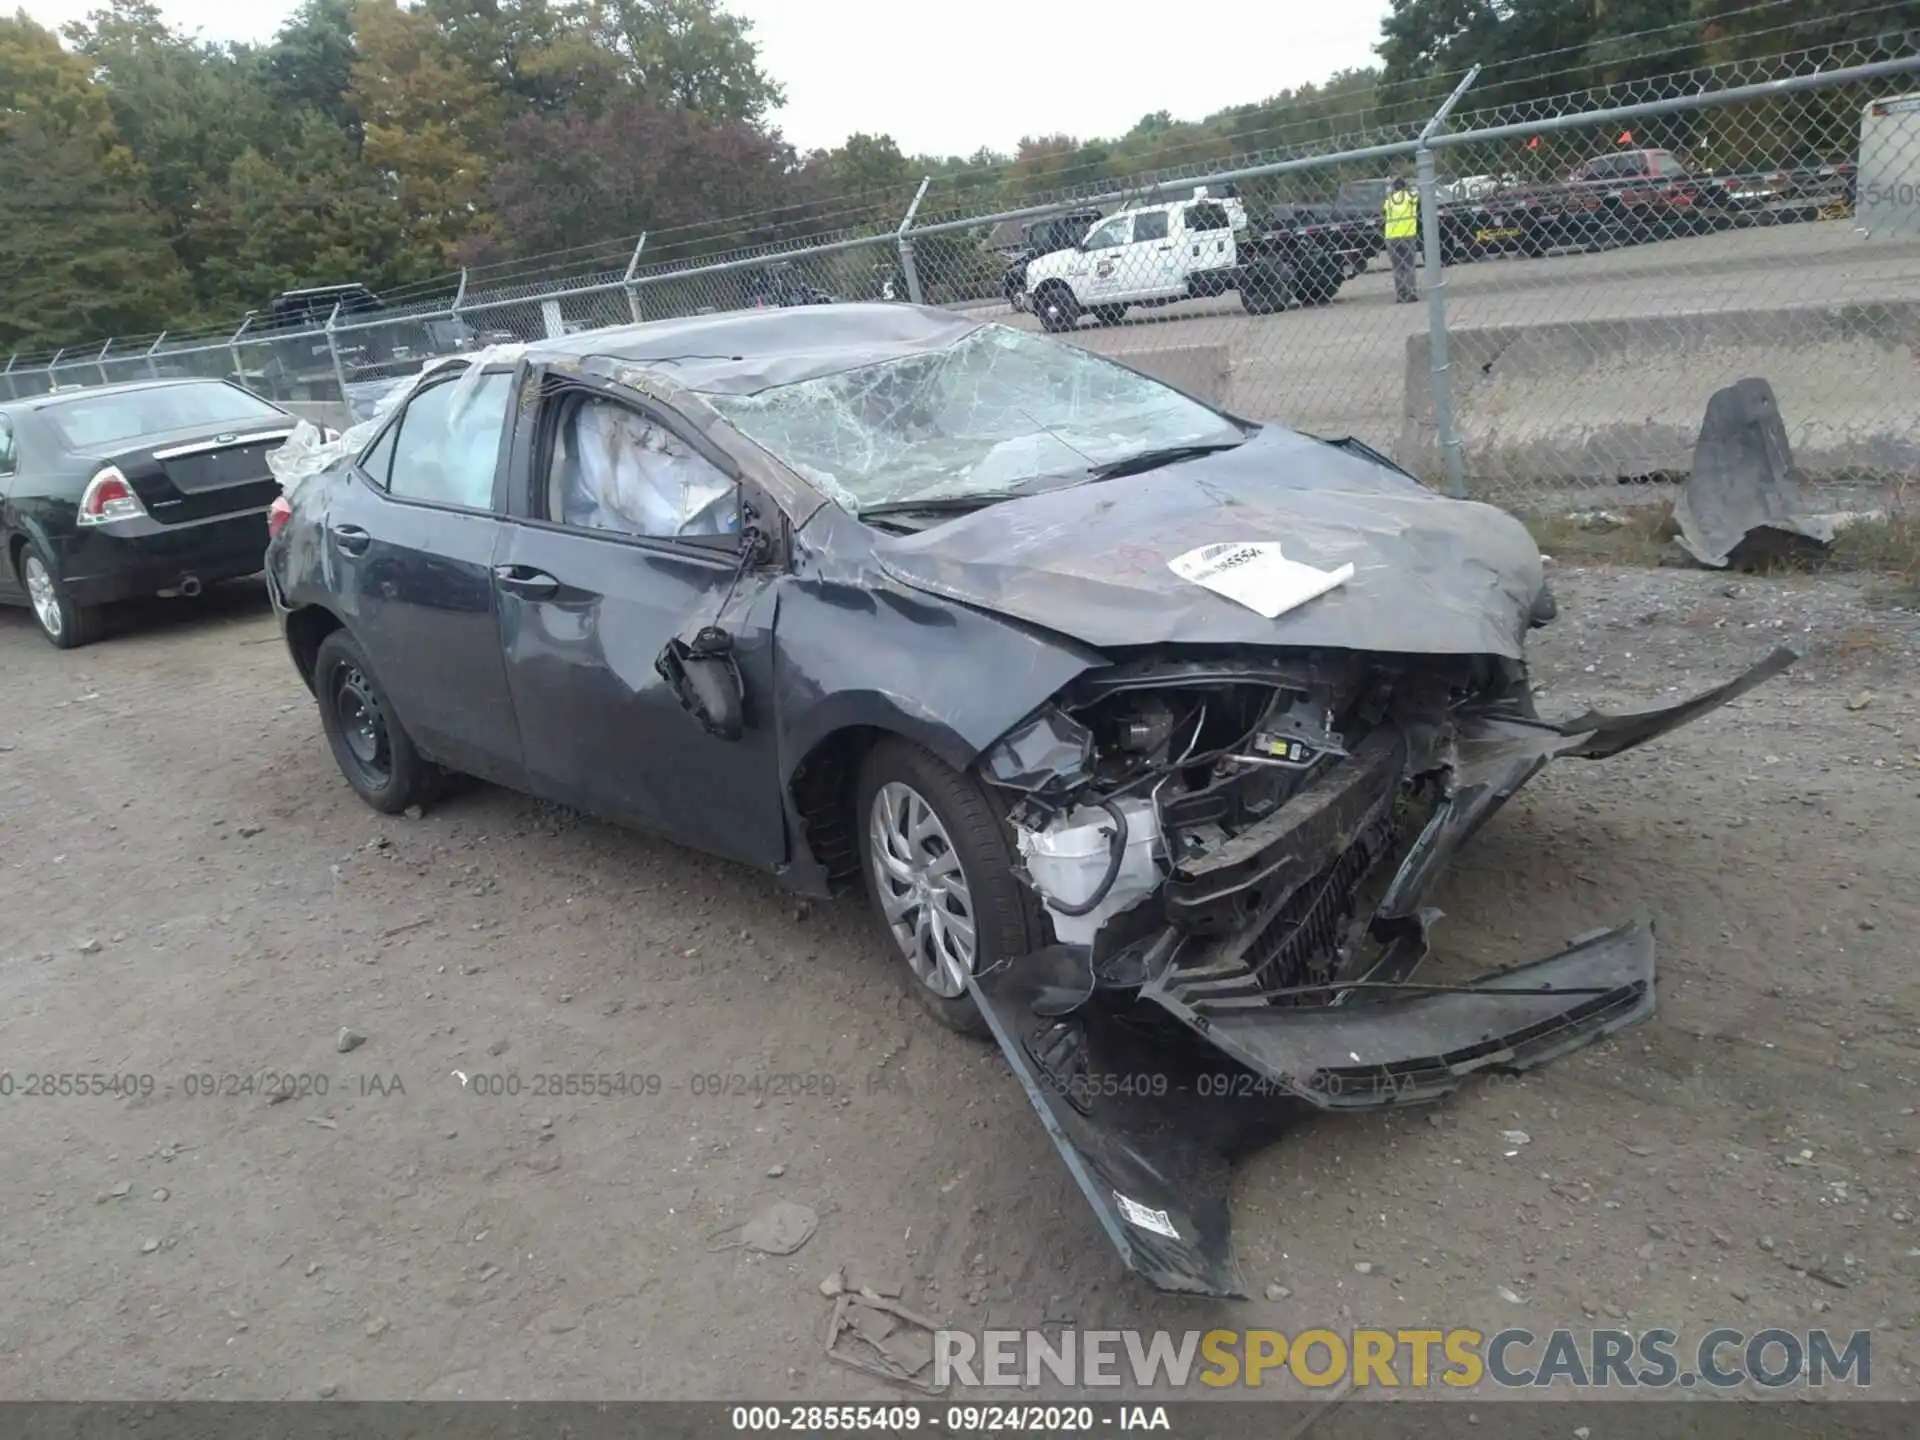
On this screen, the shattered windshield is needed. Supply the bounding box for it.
[705,323,1245,514]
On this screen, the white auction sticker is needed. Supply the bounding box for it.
[1167,541,1354,619]
[1114,1192,1181,1240]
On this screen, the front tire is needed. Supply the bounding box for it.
[18,541,101,650]
[856,738,1041,1037]
[1240,265,1289,314]
[1034,284,1080,333]
[313,629,438,814]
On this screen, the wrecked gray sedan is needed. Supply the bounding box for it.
[264,304,1791,1298]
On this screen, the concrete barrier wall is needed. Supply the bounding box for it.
[1100,342,1233,408]
[282,400,353,433]
[1399,303,1920,491]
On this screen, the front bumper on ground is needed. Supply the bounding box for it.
[52,508,271,607]
[970,919,1654,1298]
[971,647,1795,1298]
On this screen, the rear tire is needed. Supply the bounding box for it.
[18,540,102,650]
[312,629,439,814]
[1293,258,1343,307]
[855,738,1042,1038]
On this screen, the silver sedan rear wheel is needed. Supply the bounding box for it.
[868,780,978,999]
[23,553,61,641]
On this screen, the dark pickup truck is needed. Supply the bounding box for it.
[1002,208,1106,311]
[1268,179,1392,274]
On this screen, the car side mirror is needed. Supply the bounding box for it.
[655,625,745,742]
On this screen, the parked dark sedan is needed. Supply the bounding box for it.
[1,378,302,647]
[265,304,1789,1297]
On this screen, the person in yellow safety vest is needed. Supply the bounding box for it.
[1384,175,1420,304]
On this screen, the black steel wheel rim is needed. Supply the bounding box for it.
[332,663,391,785]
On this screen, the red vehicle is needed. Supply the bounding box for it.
[1557,147,1714,239]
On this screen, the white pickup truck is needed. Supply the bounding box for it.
[1021,188,1347,331]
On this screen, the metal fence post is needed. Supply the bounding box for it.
[898,177,932,305]
[1417,65,1480,500]
[95,339,114,385]
[623,233,648,323]
[228,313,255,385]
[144,332,166,379]
[2,352,15,400]
[46,348,64,391]
[323,301,349,404]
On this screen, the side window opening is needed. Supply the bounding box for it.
[0,418,15,476]
[544,393,739,542]
[384,370,513,510]
[1185,202,1229,233]
[1133,210,1170,242]
[358,421,399,490]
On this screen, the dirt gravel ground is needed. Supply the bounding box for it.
[0,564,1916,1403]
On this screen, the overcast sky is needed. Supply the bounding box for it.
[19,0,1391,156]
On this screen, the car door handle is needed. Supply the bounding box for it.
[493,565,559,600]
[330,524,370,555]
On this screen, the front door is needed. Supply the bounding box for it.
[493,379,787,869]
[327,365,526,787]
[1116,208,1185,301]
[1078,214,1133,302]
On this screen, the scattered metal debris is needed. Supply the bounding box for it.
[825,1292,944,1393]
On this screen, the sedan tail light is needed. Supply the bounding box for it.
[267,495,292,540]
[76,465,149,526]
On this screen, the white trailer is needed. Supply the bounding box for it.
[1855,92,1920,240]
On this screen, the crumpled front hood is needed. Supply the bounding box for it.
[869,428,1546,658]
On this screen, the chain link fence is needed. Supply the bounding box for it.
[7,36,1918,523]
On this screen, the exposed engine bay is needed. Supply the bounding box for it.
[965,644,1798,1298]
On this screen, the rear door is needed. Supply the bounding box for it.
[325,365,527,788]
[1182,201,1236,282]
[491,374,788,868]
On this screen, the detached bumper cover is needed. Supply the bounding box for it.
[972,649,1793,1299]
[971,919,1653,1299]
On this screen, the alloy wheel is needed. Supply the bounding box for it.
[868,781,978,999]
[23,554,61,641]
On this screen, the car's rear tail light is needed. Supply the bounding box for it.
[267,495,292,539]
[76,466,148,526]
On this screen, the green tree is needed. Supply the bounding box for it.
[266,0,359,135]
[0,12,191,348]
[484,94,792,260]
[349,0,499,266]
[422,0,620,119]
[62,1,287,264]
[190,111,430,302]
[583,0,783,124]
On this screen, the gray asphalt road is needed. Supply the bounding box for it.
[988,220,1920,458]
